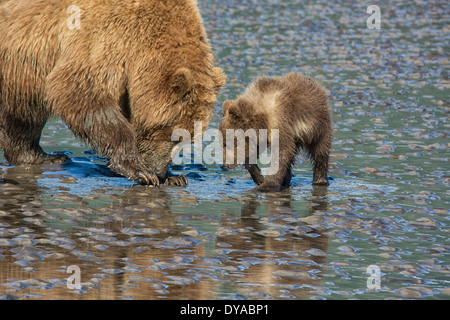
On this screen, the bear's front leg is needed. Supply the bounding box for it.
[46,71,159,186]
[140,145,188,187]
[80,109,160,186]
[86,109,160,186]
[109,157,159,186]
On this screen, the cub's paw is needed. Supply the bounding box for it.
[163,174,188,187]
[312,179,330,186]
[255,182,282,193]
[37,153,70,164]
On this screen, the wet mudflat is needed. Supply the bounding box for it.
[0,0,449,300]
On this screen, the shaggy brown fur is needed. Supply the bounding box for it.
[0,0,225,186]
[219,72,332,191]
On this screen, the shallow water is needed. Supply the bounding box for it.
[0,0,448,300]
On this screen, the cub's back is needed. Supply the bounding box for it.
[239,73,329,131]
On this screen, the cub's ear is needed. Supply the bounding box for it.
[222,100,241,119]
[222,100,233,116]
[171,68,193,98]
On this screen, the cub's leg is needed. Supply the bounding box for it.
[245,162,292,187]
[256,136,297,192]
[306,131,331,186]
[281,167,292,188]
[244,162,264,185]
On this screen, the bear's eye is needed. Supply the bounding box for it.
[181,90,191,101]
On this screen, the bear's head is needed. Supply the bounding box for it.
[219,99,269,169]
[133,64,226,179]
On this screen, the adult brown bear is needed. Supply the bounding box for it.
[0,0,225,186]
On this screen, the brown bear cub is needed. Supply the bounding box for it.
[219,72,332,191]
[0,0,225,187]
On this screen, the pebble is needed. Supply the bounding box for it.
[379,252,400,260]
[5,279,53,290]
[394,286,434,299]
[164,275,199,286]
[121,227,159,236]
[273,269,319,280]
[101,268,125,275]
[0,238,16,246]
[305,248,327,257]
[336,245,357,256]
[155,236,201,249]
[441,288,450,296]
[409,217,441,229]
[255,228,283,237]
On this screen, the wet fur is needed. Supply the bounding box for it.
[219,72,332,191]
[0,0,226,186]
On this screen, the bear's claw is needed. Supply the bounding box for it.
[163,174,188,187]
[135,172,159,186]
[43,153,70,164]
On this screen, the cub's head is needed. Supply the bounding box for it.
[219,99,268,169]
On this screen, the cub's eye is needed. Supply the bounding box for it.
[181,90,191,101]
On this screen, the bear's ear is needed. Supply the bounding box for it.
[171,68,193,98]
[222,100,241,119]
